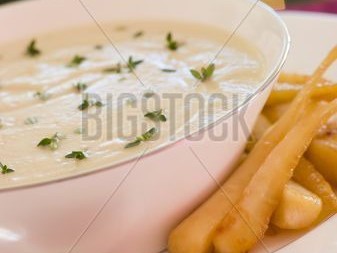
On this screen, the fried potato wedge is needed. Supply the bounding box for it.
[252,115,272,140]
[293,158,337,214]
[267,83,337,106]
[168,101,315,253]
[278,73,331,86]
[212,100,337,253]
[245,115,272,152]
[267,83,301,106]
[307,135,337,186]
[278,73,311,84]
[263,104,290,123]
[271,181,322,230]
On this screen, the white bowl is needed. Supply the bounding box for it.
[0,0,290,252]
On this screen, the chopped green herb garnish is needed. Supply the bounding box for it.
[78,99,90,111]
[166,33,180,51]
[26,39,41,57]
[74,82,88,92]
[161,68,176,73]
[133,31,144,38]
[78,94,104,111]
[104,58,143,73]
[127,56,143,71]
[125,139,142,148]
[125,127,157,148]
[144,109,167,122]
[103,63,122,73]
[0,163,14,174]
[24,117,38,125]
[38,138,53,146]
[65,151,87,160]
[95,101,104,107]
[190,63,216,82]
[68,55,86,67]
[34,91,51,101]
[135,128,157,141]
[37,132,65,150]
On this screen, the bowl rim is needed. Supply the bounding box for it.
[0,0,290,192]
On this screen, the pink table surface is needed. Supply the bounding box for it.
[287,0,337,14]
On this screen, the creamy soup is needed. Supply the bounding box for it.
[0,21,265,189]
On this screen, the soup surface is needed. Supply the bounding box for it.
[0,21,265,189]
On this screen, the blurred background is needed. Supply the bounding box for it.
[0,0,336,13]
[287,0,337,13]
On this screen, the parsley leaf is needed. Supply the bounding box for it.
[124,139,142,148]
[74,82,88,92]
[103,63,122,73]
[38,138,52,146]
[104,58,143,73]
[139,127,157,141]
[161,68,176,73]
[190,63,216,82]
[125,127,157,148]
[68,55,86,67]
[78,94,104,111]
[37,133,65,150]
[144,109,167,122]
[166,33,180,51]
[95,101,104,107]
[190,69,202,80]
[0,163,14,174]
[78,99,90,111]
[26,39,41,57]
[127,56,144,71]
[65,151,87,160]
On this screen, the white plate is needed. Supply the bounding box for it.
[163,11,337,253]
[269,11,337,253]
